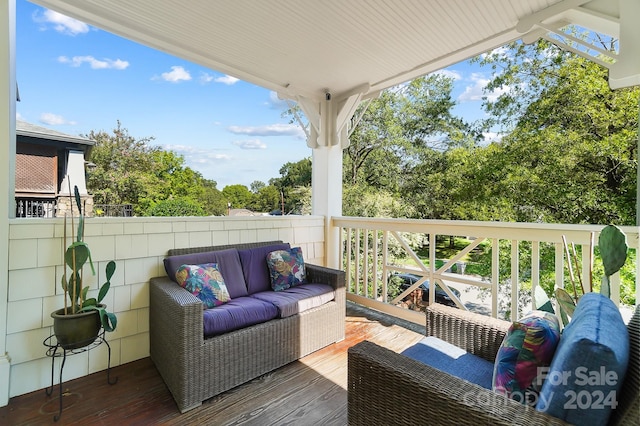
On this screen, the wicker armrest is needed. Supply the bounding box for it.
[348,340,569,426]
[149,276,204,349]
[426,303,511,362]
[305,263,345,291]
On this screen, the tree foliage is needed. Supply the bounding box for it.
[472,39,638,225]
[86,121,227,216]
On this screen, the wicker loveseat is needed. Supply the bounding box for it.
[348,303,639,426]
[150,241,346,413]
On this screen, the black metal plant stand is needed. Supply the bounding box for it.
[43,330,118,422]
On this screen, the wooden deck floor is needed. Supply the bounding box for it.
[0,303,425,426]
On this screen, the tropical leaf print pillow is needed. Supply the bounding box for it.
[267,247,306,291]
[175,263,231,308]
[492,310,560,405]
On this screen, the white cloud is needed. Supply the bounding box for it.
[482,132,502,143]
[16,112,25,121]
[480,46,511,61]
[163,144,232,162]
[267,91,290,110]
[431,69,462,81]
[39,113,76,126]
[214,75,239,85]
[58,55,129,70]
[34,9,89,36]
[458,73,510,103]
[200,72,215,84]
[227,123,303,138]
[232,139,267,150]
[158,66,192,83]
[199,73,239,85]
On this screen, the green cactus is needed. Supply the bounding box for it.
[554,224,628,326]
[60,184,118,332]
[598,224,628,298]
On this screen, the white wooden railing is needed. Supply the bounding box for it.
[334,217,639,325]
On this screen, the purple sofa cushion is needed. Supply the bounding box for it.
[202,297,279,337]
[163,248,248,298]
[250,283,335,318]
[238,243,290,294]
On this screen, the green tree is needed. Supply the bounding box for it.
[250,180,266,193]
[476,39,638,225]
[85,121,159,215]
[86,121,228,216]
[146,197,205,216]
[249,185,281,213]
[200,179,228,216]
[270,158,312,213]
[345,74,477,217]
[222,184,253,210]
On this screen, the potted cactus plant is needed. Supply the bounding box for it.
[51,185,118,350]
[553,224,628,325]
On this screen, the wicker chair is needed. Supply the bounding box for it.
[348,303,639,426]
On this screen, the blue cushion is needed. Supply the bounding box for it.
[163,248,248,298]
[250,283,335,318]
[536,293,629,425]
[401,336,495,389]
[202,296,278,337]
[238,243,290,294]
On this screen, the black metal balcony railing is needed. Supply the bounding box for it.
[94,204,133,217]
[15,198,56,218]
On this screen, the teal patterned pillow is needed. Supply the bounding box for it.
[175,263,231,308]
[267,247,306,291]
[492,310,560,405]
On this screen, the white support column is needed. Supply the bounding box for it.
[312,146,343,268]
[0,0,16,407]
[298,86,368,268]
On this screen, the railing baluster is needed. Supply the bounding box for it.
[511,240,519,320]
[382,231,388,303]
[491,238,499,318]
[363,229,369,298]
[355,229,360,296]
[372,230,379,302]
[532,240,540,312]
[346,228,352,293]
[555,242,564,293]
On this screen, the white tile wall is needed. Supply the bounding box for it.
[8,239,37,270]
[188,231,212,247]
[7,298,42,334]
[8,266,55,301]
[120,333,149,363]
[6,216,326,398]
[37,237,61,267]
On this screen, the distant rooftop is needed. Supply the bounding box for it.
[16,120,94,146]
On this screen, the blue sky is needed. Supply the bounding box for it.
[15,0,499,189]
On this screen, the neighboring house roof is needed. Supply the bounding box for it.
[16,120,94,146]
[229,208,260,217]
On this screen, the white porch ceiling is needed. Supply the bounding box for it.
[30,0,630,101]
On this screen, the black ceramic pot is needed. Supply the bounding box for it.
[51,306,102,350]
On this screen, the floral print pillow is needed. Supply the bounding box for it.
[492,310,560,405]
[175,263,231,309]
[267,247,306,291]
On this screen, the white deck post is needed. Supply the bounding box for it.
[297,87,367,268]
[0,0,16,407]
